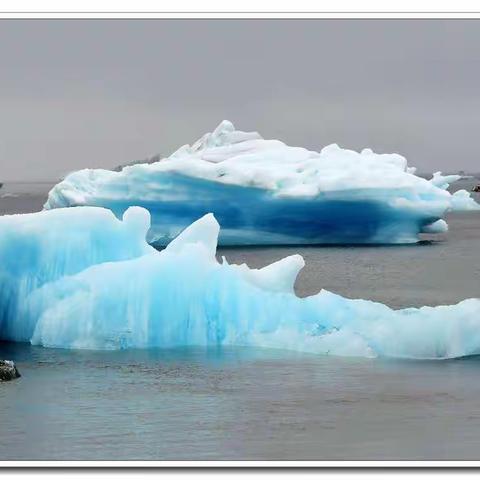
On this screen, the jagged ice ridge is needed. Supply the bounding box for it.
[0,206,479,359]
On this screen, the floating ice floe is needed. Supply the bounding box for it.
[44,121,479,246]
[0,206,479,359]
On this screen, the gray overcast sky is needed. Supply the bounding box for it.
[1,19,479,181]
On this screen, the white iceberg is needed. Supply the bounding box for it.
[44,121,479,246]
[1,206,479,359]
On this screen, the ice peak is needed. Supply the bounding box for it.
[253,254,305,294]
[233,254,305,294]
[122,206,151,239]
[188,120,262,153]
[212,119,235,138]
[165,213,220,260]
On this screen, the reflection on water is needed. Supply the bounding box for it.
[3,342,480,461]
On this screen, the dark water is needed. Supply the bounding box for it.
[0,179,479,461]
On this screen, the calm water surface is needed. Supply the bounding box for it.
[0,179,479,461]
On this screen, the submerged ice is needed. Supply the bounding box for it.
[1,206,479,359]
[44,121,479,246]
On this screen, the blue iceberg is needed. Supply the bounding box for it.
[1,206,479,359]
[0,207,153,342]
[44,121,479,246]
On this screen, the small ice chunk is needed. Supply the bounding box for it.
[421,219,448,234]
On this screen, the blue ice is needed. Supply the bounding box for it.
[1,206,479,359]
[0,207,153,342]
[44,121,479,246]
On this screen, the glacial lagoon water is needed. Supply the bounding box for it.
[0,179,479,461]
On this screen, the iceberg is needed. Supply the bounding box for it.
[44,121,480,246]
[1,206,479,359]
[0,206,153,342]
